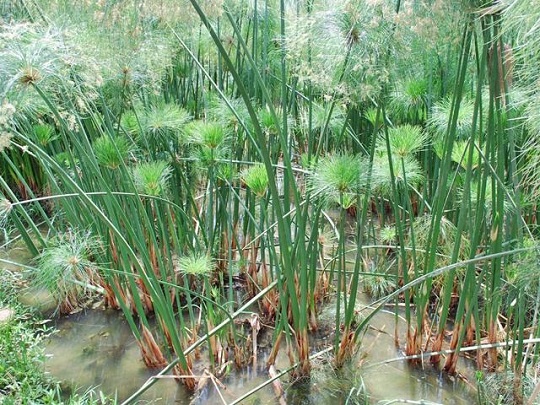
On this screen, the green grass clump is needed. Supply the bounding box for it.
[0,301,58,403]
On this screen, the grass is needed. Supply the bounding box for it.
[2,0,540,403]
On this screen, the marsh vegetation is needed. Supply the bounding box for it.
[2,0,540,403]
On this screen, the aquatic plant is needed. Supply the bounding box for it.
[384,124,428,158]
[309,153,370,365]
[362,267,396,300]
[131,161,172,197]
[2,0,540,403]
[427,97,476,140]
[240,163,269,198]
[309,153,367,209]
[371,153,424,197]
[31,231,103,314]
[450,139,481,170]
[93,135,133,170]
[389,78,429,124]
[138,102,190,155]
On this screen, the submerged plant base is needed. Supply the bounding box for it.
[43,307,477,403]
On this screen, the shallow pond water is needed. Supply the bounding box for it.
[44,306,476,404]
[357,307,475,404]
[2,241,476,403]
[45,309,289,403]
[45,309,189,403]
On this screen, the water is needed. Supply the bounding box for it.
[45,309,286,403]
[44,306,476,404]
[358,307,475,404]
[2,241,476,403]
[45,309,188,402]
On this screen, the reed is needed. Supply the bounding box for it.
[3,0,540,403]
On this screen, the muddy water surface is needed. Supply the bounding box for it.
[358,306,475,404]
[44,305,476,404]
[45,309,285,403]
[2,242,476,403]
[45,309,189,402]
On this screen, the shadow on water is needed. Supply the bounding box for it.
[44,304,476,404]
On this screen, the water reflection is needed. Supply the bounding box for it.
[359,306,474,404]
[45,307,475,404]
[45,310,187,402]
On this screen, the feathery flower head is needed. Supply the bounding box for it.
[240,163,269,198]
[0,101,16,126]
[309,153,368,209]
[177,253,214,278]
[132,161,172,196]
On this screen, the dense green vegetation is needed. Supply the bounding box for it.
[0,274,58,403]
[2,0,540,403]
